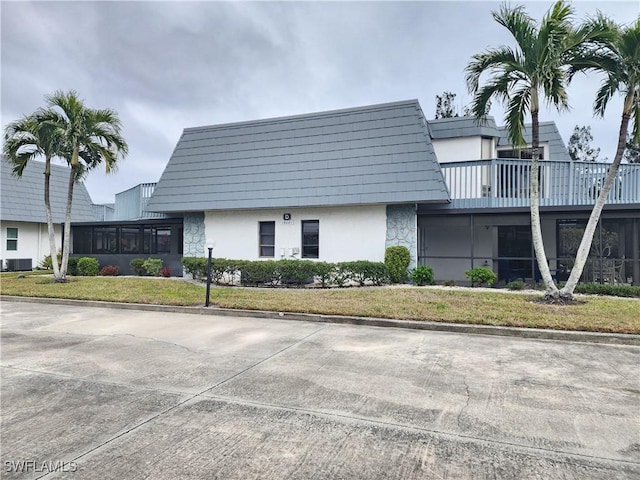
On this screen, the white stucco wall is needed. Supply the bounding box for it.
[0,221,62,270]
[432,137,483,163]
[203,205,388,262]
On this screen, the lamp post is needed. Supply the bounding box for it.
[205,242,214,307]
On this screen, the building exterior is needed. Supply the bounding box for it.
[67,99,638,285]
[146,100,450,269]
[421,115,639,285]
[71,182,184,275]
[1,158,96,271]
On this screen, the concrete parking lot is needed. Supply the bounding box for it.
[1,300,639,479]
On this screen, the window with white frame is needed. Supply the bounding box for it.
[301,220,319,258]
[259,221,275,257]
[6,228,18,251]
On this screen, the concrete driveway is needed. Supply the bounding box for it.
[1,300,639,479]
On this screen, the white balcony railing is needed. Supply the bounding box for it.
[441,159,640,208]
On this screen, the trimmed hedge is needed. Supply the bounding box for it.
[573,283,640,298]
[181,257,389,288]
[385,246,410,284]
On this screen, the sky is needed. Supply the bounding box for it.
[2,0,638,204]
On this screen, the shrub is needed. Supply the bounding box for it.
[341,261,389,286]
[410,265,435,286]
[507,280,525,291]
[365,262,390,286]
[313,262,335,288]
[574,283,640,298]
[143,258,163,277]
[182,257,209,281]
[130,258,147,276]
[223,259,246,285]
[67,257,79,276]
[77,257,100,276]
[161,266,172,278]
[332,263,353,287]
[210,258,228,284]
[385,246,410,284]
[240,261,278,286]
[277,260,315,286]
[40,251,62,270]
[465,267,497,287]
[99,265,119,276]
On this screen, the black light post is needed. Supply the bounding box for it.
[205,245,213,307]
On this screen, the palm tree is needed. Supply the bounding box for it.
[560,16,640,297]
[465,1,608,300]
[3,111,66,278]
[41,90,128,281]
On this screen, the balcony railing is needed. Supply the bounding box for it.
[441,159,640,209]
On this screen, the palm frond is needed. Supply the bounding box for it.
[493,3,536,56]
[505,87,531,148]
[594,75,619,118]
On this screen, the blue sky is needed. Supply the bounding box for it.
[2,1,637,204]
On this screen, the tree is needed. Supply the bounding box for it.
[465,1,606,300]
[3,111,67,279]
[435,91,459,119]
[42,90,128,282]
[623,133,640,163]
[567,125,604,162]
[4,91,128,282]
[560,16,640,297]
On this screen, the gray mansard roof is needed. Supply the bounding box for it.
[428,116,500,139]
[1,158,96,223]
[497,122,571,160]
[146,100,450,213]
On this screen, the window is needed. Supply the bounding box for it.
[6,228,18,251]
[121,227,141,254]
[73,227,92,254]
[301,220,319,258]
[259,221,275,257]
[497,147,545,159]
[155,228,172,254]
[94,227,118,253]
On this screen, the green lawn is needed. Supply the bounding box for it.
[1,274,639,334]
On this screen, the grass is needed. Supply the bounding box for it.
[1,273,639,334]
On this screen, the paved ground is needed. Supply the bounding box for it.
[1,300,639,479]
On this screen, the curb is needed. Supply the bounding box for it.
[2,295,639,346]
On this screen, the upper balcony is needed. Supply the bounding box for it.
[114,183,167,220]
[440,159,640,209]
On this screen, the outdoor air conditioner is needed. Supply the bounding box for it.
[6,258,32,271]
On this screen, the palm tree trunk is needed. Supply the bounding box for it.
[560,94,632,297]
[529,109,559,298]
[59,160,77,282]
[43,156,61,280]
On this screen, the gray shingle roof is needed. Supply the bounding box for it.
[1,158,96,223]
[146,100,450,213]
[428,116,500,139]
[498,122,570,160]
